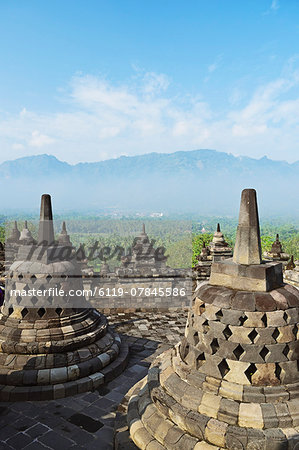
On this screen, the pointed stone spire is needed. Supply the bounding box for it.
[270,233,283,254]
[137,222,149,243]
[38,194,55,245]
[198,240,210,261]
[211,222,228,248]
[58,221,72,246]
[210,188,283,291]
[20,221,34,243]
[233,188,262,265]
[8,221,20,242]
[286,255,295,270]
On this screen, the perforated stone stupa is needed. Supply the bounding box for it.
[0,194,128,401]
[264,234,290,265]
[117,224,169,277]
[194,224,232,282]
[125,188,299,449]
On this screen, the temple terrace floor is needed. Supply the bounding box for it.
[0,310,187,450]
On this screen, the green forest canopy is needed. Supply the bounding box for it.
[0,216,298,269]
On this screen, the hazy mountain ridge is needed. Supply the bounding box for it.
[0,150,298,215]
[1,150,298,179]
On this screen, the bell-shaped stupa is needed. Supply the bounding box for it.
[264,234,290,264]
[125,188,299,449]
[209,223,233,262]
[0,194,128,401]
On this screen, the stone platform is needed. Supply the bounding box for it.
[0,311,187,449]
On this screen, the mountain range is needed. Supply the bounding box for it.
[0,150,298,216]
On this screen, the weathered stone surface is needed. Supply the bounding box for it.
[127,188,299,450]
[0,194,128,401]
[233,189,262,265]
[239,403,264,429]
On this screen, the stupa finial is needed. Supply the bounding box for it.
[38,194,54,244]
[142,223,146,234]
[217,223,220,232]
[233,188,262,265]
[58,220,72,246]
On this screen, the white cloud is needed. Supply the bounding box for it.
[12,143,24,150]
[0,66,299,163]
[271,0,279,11]
[263,0,280,15]
[207,54,223,75]
[28,130,55,148]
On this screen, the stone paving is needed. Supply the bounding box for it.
[0,311,187,449]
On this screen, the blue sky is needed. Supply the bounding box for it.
[0,0,299,163]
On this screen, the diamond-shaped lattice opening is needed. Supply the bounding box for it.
[202,320,209,333]
[293,324,298,339]
[46,275,52,282]
[196,352,206,369]
[239,315,248,326]
[218,359,230,377]
[18,274,23,280]
[24,284,30,293]
[275,363,281,381]
[9,272,13,278]
[211,338,219,355]
[16,295,22,305]
[283,312,288,323]
[261,314,267,327]
[223,325,232,340]
[37,308,46,318]
[193,332,199,346]
[215,310,223,320]
[199,303,206,314]
[179,338,189,360]
[259,346,269,361]
[21,308,28,318]
[30,275,37,283]
[31,296,38,306]
[8,307,14,316]
[233,344,244,360]
[248,329,258,343]
[55,308,62,316]
[245,363,257,383]
[282,344,289,358]
[272,328,280,341]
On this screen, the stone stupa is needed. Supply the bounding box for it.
[125,189,299,449]
[118,224,167,276]
[194,224,232,282]
[209,223,233,262]
[0,194,128,401]
[264,234,290,265]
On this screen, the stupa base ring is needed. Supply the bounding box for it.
[124,349,299,450]
[0,336,129,402]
